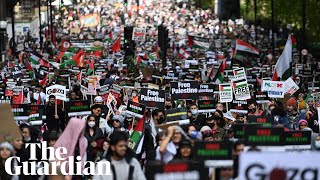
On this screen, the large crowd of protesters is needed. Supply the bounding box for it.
[1,0,320,180]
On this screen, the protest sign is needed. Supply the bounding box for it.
[165,108,188,122]
[244,126,284,146]
[0,104,21,143]
[261,80,285,98]
[107,93,117,115]
[255,91,269,104]
[126,100,145,118]
[232,124,262,139]
[67,100,91,117]
[87,76,99,95]
[198,100,215,113]
[193,141,233,167]
[219,83,233,103]
[232,78,250,100]
[233,67,246,80]
[170,81,199,100]
[247,115,273,126]
[132,27,146,42]
[139,88,165,108]
[284,130,311,150]
[284,77,299,95]
[230,100,248,114]
[145,161,208,180]
[46,85,67,101]
[239,152,320,180]
[56,76,70,90]
[79,14,100,27]
[28,105,44,122]
[198,83,214,97]
[313,93,320,108]
[11,104,30,123]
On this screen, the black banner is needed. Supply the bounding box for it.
[67,100,91,117]
[199,83,215,97]
[139,88,165,108]
[193,141,232,160]
[247,115,273,126]
[165,108,188,122]
[56,76,70,89]
[244,126,284,146]
[170,81,199,100]
[126,100,146,118]
[230,100,248,114]
[284,130,311,145]
[146,161,208,180]
[232,123,262,139]
[255,91,269,104]
[198,100,216,113]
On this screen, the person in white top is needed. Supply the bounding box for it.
[82,104,111,136]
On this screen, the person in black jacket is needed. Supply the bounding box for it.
[45,95,66,132]
[84,114,105,162]
[0,142,15,180]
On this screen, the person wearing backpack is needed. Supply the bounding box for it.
[92,131,146,180]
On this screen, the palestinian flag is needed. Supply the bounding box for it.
[103,31,113,42]
[235,39,259,55]
[188,36,210,49]
[59,59,77,68]
[272,36,292,81]
[219,84,232,92]
[232,80,248,89]
[86,59,95,75]
[154,46,160,58]
[94,50,102,58]
[77,70,83,82]
[29,54,41,64]
[210,60,226,84]
[7,61,14,68]
[73,49,86,67]
[129,115,145,151]
[291,35,297,49]
[39,74,48,87]
[26,60,35,78]
[56,51,73,62]
[179,48,191,59]
[61,40,72,52]
[111,38,121,52]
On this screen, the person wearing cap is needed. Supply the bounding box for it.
[94,96,108,118]
[0,142,15,180]
[108,114,128,137]
[286,97,306,130]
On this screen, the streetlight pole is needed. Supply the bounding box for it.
[271,0,275,57]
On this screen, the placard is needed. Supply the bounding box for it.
[244,126,284,146]
[284,77,299,95]
[193,141,232,160]
[46,85,67,101]
[198,83,215,97]
[170,81,199,100]
[239,152,320,180]
[132,27,146,42]
[198,100,216,113]
[233,67,246,80]
[165,108,188,122]
[219,83,233,103]
[255,91,269,104]
[230,100,248,114]
[139,88,165,108]
[232,78,250,100]
[261,80,285,98]
[232,123,262,139]
[247,115,273,126]
[126,100,145,118]
[67,100,91,117]
[284,130,311,146]
[146,161,208,180]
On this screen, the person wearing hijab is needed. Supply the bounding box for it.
[51,118,87,180]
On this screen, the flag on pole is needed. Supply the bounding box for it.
[179,48,191,59]
[272,35,292,81]
[73,49,86,67]
[210,60,226,84]
[29,54,41,64]
[111,38,121,52]
[61,40,72,52]
[86,59,95,75]
[235,39,259,55]
[129,114,145,151]
[39,74,48,87]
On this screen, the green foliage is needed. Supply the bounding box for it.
[241,0,320,43]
